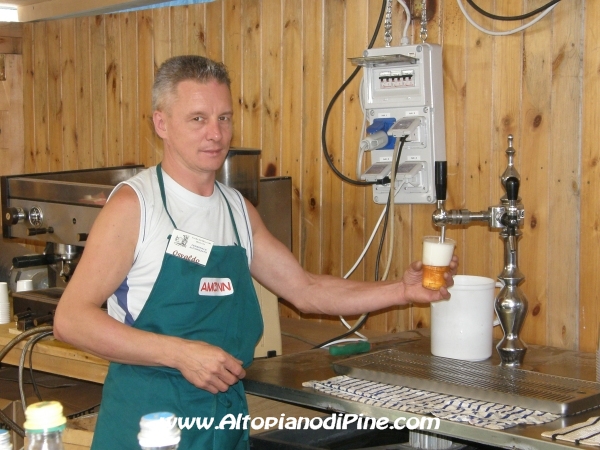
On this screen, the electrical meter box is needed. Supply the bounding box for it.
[354,43,446,204]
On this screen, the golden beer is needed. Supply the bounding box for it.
[422,236,455,290]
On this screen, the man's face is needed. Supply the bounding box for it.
[154,79,233,175]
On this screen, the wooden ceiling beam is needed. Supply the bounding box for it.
[17,0,168,22]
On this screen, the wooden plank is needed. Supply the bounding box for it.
[0,37,22,54]
[0,111,6,148]
[5,55,24,175]
[0,324,108,384]
[300,0,322,283]
[545,0,582,349]
[60,19,78,170]
[278,0,302,319]
[121,11,139,166]
[22,24,34,173]
[342,0,368,284]
[321,0,345,286]
[222,0,242,147]
[515,0,551,349]
[579,0,600,352]
[0,23,23,38]
[74,16,93,169]
[137,9,158,167]
[90,14,107,168]
[204,0,222,60]
[170,5,188,57]
[152,6,171,67]
[17,0,171,22]
[241,0,261,148]
[105,14,122,167]
[46,20,63,172]
[186,4,206,57]
[32,22,50,173]
[260,0,281,178]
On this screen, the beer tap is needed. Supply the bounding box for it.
[432,135,528,367]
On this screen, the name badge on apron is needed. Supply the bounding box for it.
[166,229,214,266]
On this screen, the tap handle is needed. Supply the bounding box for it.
[435,161,447,201]
[505,176,519,201]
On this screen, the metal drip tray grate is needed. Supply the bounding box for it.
[332,349,600,416]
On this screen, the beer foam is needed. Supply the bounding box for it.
[422,237,455,266]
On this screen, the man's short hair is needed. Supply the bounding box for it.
[152,55,231,112]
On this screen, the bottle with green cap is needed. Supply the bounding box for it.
[24,401,66,450]
[138,412,181,450]
[0,429,13,450]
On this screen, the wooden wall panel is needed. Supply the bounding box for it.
[580,0,600,352]
[519,0,551,348]
[59,19,77,171]
[279,0,302,320]
[260,0,281,177]
[74,17,93,169]
[0,55,24,176]
[547,0,583,349]
[89,15,107,168]
[46,20,63,172]
[301,0,322,282]
[18,0,599,351]
[322,0,344,283]
[121,12,140,166]
[137,11,158,166]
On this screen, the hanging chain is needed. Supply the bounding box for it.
[384,0,393,47]
[420,0,428,42]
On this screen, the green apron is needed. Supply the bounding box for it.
[91,165,264,449]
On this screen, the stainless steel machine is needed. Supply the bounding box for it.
[1,165,146,329]
[432,135,527,367]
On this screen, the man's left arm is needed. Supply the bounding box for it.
[246,200,458,316]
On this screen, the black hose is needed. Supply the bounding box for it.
[466,0,562,21]
[321,0,388,186]
[0,326,54,362]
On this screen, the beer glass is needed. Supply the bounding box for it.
[422,236,455,290]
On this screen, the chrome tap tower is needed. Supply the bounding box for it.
[432,135,527,367]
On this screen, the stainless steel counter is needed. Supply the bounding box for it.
[244,330,599,450]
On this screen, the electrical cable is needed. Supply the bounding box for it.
[381,136,405,282]
[456,0,558,36]
[0,326,54,362]
[466,0,562,21]
[375,136,406,282]
[321,338,366,348]
[314,138,407,349]
[19,330,54,415]
[456,0,557,36]
[396,0,412,45]
[27,331,53,403]
[321,0,387,186]
[0,326,52,437]
[339,204,389,341]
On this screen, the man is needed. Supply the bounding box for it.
[53,55,458,449]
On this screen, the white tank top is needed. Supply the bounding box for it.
[106,166,253,325]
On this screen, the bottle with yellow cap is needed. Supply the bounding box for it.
[24,401,66,450]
